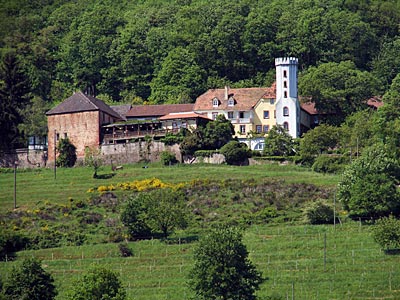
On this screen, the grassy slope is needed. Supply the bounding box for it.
[1,163,399,299]
[0,163,337,212]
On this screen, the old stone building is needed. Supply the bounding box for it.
[46,91,124,163]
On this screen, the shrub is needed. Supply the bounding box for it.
[118,243,133,257]
[220,141,251,165]
[56,138,77,167]
[160,150,178,166]
[311,155,348,174]
[373,216,400,251]
[0,231,30,260]
[303,200,335,224]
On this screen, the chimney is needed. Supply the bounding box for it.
[224,86,229,100]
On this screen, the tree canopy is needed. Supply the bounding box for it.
[2,257,57,300]
[188,225,263,300]
[1,0,400,146]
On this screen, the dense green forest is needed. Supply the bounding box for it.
[1,0,400,149]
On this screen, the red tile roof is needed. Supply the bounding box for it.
[159,112,212,120]
[367,96,384,109]
[194,87,273,111]
[126,104,194,118]
[300,102,319,115]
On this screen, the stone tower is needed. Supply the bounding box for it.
[275,57,300,138]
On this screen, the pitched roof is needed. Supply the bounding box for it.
[126,103,194,118]
[300,102,319,115]
[46,91,123,120]
[194,87,272,111]
[159,112,212,121]
[366,96,384,109]
[111,104,132,118]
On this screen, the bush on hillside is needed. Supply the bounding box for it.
[311,155,348,174]
[220,141,251,165]
[160,150,178,166]
[303,200,335,225]
[373,216,400,251]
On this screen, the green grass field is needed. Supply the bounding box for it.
[0,163,338,212]
[1,163,399,299]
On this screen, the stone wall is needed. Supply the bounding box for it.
[101,141,181,165]
[0,149,48,168]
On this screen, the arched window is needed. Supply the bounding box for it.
[283,70,287,78]
[284,91,287,98]
[283,122,289,131]
[228,97,235,106]
[283,81,287,88]
[283,106,289,116]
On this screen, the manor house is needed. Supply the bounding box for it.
[46,57,320,161]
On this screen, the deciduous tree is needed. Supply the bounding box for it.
[67,266,126,300]
[189,225,263,300]
[2,257,57,300]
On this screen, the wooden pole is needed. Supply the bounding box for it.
[13,161,17,209]
[54,129,57,180]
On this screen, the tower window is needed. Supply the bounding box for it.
[284,91,287,98]
[283,81,287,88]
[283,106,289,116]
[283,70,287,78]
[283,122,289,131]
[263,110,269,119]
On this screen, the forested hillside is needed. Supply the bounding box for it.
[1,0,400,149]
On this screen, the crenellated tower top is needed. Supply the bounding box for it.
[275,57,298,66]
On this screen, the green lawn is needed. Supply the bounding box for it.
[1,222,399,300]
[3,163,398,299]
[0,163,339,212]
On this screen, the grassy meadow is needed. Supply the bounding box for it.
[1,163,399,299]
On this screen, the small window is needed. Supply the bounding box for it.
[172,122,178,129]
[56,133,60,141]
[283,106,289,116]
[212,98,219,107]
[283,70,287,78]
[274,110,276,118]
[283,81,287,88]
[263,125,269,133]
[227,111,234,119]
[239,111,245,119]
[270,99,274,105]
[284,91,288,98]
[212,112,218,120]
[256,125,262,133]
[64,132,68,139]
[263,111,269,119]
[228,98,235,106]
[283,122,289,131]
[240,125,246,134]
[254,142,264,151]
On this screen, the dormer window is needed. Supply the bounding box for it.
[212,97,219,107]
[228,97,235,107]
